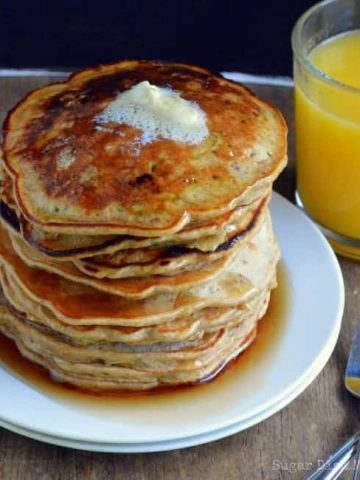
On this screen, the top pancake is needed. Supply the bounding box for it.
[2,60,287,236]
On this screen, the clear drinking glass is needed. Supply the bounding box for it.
[292,0,360,259]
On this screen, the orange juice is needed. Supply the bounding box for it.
[295,31,360,242]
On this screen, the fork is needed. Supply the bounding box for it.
[343,315,360,480]
[306,433,359,479]
[306,317,360,479]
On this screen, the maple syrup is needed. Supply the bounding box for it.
[0,263,290,416]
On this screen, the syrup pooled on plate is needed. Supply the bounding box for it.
[0,264,290,417]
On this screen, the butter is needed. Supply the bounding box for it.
[126,81,200,127]
[95,81,208,145]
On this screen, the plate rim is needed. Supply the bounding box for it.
[0,192,345,444]
[0,317,339,452]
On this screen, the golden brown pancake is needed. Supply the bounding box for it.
[3,61,287,235]
[0,59,287,392]
[2,190,269,261]
[0,212,278,326]
[16,196,262,258]
[0,166,269,259]
[72,195,269,279]
[8,225,239,299]
[0,298,262,390]
[0,263,270,346]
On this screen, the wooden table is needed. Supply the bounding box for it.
[0,73,358,480]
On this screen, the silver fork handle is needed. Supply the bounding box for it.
[351,437,360,480]
[306,433,360,480]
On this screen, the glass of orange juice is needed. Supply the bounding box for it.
[292,0,360,259]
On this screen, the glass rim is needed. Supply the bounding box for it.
[291,0,360,95]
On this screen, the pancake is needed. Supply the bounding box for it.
[72,196,269,279]
[17,198,257,258]
[0,302,256,366]
[1,265,271,345]
[0,212,278,326]
[0,59,287,392]
[0,313,258,390]
[0,169,269,259]
[3,60,287,235]
[0,299,261,390]
[8,225,241,298]
[0,181,270,259]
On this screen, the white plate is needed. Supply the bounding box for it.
[0,193,344,445]
[0,315,339,452]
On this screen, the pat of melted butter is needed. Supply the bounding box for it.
[129,81,202,127]
[95,81,208,145]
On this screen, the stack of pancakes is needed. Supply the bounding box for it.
[0,61,287,391]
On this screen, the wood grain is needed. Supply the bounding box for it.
[0,75,358,480]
